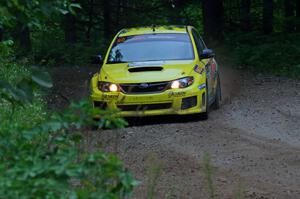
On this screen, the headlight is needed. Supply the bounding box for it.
[170,77,194,89]
[98,81,119,92]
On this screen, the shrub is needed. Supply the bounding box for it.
[0,41,137,198]
[0,101,137,198]
[225,32,300,78]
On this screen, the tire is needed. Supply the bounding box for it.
[200,81,209,120]
[212,74,221,110]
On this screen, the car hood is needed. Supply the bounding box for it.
[100,60,197,83]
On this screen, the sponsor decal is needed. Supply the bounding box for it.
[194,65,204,74]
[117,37,126,43]
[102,94,119,100]
[198,84,206,90]
[205,64,210,78]
[211,61,217,74]
[168,91,186,98]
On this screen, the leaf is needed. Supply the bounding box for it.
[2,40,14,46]
[58,8,69,15]
[48,121,62,131]
[68,3,82,15]
[71,134,83,143]
[0,80,20,102]
[69,3,82,9]
[16,79,33,103]
[31,67,53,88]
[0,80,12,93]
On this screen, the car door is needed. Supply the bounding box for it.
[191,29,214,102]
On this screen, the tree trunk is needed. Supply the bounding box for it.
[86,0,94,41]
[263,0,274,34]
[284,0,295,32]
[297,0,300,31]
[19,25,31,53]
[103,0,112,41]
[64,13,77,43]
[0,28,3,41]
[202,0,224,39]
[116,0,122,29]
[240,0,252,31]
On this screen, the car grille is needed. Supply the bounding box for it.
[120,81,169,94]
[118,103,172,111]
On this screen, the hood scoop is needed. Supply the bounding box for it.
[127,61,164,73]
[128,67,163,72]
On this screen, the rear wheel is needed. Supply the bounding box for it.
[212,74,221,110]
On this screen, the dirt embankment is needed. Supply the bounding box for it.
[49,61,300,198]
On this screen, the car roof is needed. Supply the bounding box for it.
[118,25,191,37]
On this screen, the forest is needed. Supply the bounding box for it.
[1,0,300,74]
[0,0,300,198]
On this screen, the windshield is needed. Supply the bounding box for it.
[107,33,194,63]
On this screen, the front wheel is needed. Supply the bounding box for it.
[200,82,209,120]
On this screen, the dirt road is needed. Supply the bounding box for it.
[49,62,300,198]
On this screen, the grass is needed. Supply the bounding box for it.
[203,153,217,199]
[234,183,245,199]
[202,153,248,199]
[146,155,162,199]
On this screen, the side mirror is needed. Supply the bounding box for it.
[199,49,215,59]
[91,55,103,65]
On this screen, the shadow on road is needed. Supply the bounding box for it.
[125,114,205,127]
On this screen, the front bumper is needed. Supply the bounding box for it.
[91,83,207,117]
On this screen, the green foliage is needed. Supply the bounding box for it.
[180,3,203,33]
[0,66,52,105]
[0,99,136,198]
[0,41,51,115]
[226,32,300,77]
[0,41,137,198]
[31,24,105,65]
[0,41,47,129]
[30,0,205,66]
[0,40,14,58]
[0,0,77,27]
[0,88,136,198]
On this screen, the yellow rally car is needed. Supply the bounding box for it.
[90,25,221,119]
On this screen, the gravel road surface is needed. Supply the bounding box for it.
[49,62,300,199]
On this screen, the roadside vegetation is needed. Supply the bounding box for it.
[0,41,137,198]
[0,0,300,198]
[225,32,300,77]
[0,1,136,198]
